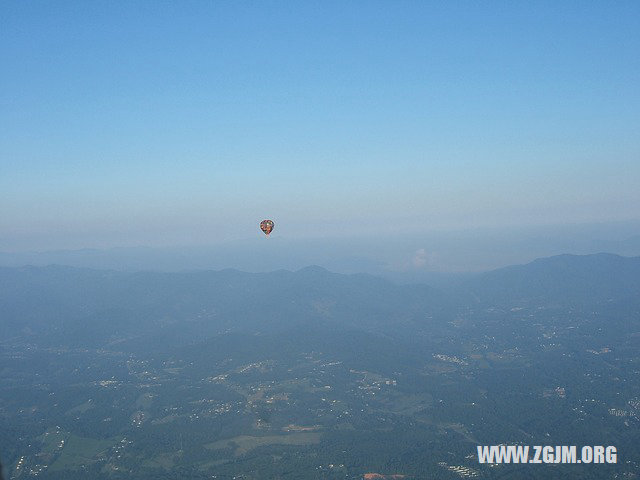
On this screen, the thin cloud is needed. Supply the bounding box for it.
[411,248,428,268]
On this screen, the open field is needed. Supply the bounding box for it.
[205,432,322,456]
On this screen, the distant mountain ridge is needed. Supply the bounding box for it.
[462,253,640,306]
[0,263,441,348]
[1,253,639,348]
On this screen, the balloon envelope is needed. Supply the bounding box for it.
[260,219,274,236]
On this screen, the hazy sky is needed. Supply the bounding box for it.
[2,1,639,253]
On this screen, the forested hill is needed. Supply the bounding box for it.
[459,252,640,307]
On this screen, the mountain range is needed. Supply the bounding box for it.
[1,252,638,349]
[1,253,639,479]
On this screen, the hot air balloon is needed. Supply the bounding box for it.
[260,219,274,236]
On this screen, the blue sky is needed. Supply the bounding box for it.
[1,1,639,253]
